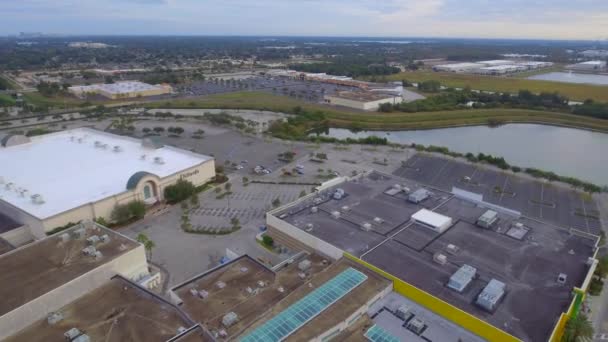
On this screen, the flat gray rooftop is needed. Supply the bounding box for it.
[274,171,597,342]
[0,223,139,317]
[395,154,603,235]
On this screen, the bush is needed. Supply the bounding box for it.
[111,200,146,224]
[262,235,274,247]
[164,179,196,204]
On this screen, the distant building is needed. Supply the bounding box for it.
[566,60,607,71]
[324,91,403,111]
[68,42,111,49]
[433,62,483,73]
[0,128,215,239]
[68,81,172,99]
[579,50,608,59]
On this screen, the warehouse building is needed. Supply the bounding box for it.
[0,222,150,340]
[0,128,215,239]
[324,91,403,111]
[266,171,599,342]
[566,60,607,71]
[433,62,483,73]
[68,81,172,99]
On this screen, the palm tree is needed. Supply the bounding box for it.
[562,313,593,342]
[136,233,155,260]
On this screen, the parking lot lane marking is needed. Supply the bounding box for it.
[540,182,544,219]
[581,196,592,233]
[430,159,451,185]
[498,174,510,204]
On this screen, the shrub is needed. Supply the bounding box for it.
[164,179,196,204]
[262,235,274,247]
[111,200,146,224]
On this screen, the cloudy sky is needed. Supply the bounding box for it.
[3,0,608,40]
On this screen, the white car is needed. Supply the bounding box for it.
[236,165,244,170]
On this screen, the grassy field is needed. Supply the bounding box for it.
[0,94,16,107]
[379,71,608,102]
[146,91,608,132]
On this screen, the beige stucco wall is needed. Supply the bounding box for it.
[325,95,402,111]
[0,244,148,340]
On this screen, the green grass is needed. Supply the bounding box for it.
[378,71,608,102]
[145,91,608,133]
[0,94,16,107]
[23,92,86,108]
[0,75,17,90]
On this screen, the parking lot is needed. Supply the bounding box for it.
[395,154,603,235]
[175,75,360,103]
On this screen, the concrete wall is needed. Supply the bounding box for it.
[0,244,148,340]
[0,225,33,247]
[266,214,344,260]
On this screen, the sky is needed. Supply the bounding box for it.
[3,0,608,40]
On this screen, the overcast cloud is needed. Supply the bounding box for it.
[2,0,607,39]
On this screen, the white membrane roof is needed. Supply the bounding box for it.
[412,209,452,228]
[0,128,211,219]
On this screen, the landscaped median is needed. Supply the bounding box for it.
[145,91,608,133]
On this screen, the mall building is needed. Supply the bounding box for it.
[0,128,215,242]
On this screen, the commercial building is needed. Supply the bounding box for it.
[266,170,599,342]
[435,60,553,75]
[169,253,392,341]
[433,62,483,73]
[0,128,215,239]
[580,50,608,59]
[0,222,150,340]
[324,91,403,111]
[68,81,172,99]
[566,60,607,71]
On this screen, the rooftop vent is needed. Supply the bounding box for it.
[298,259,311,271]
[154,156,165,165]
[47,312,64,325]
[433,253,448,265]
[113,145,123,152]
[86,235,100,245]
[277,286,285,293]
[240,267,249,273]
[82,246,97,256]
[305,223,314,232]
[257,280,266,288]
[373,217,383,224]
[216,281,226,289]
[333,188,345,200]
[140,154,147,160]
[189,288,198,296]
[59,233,70,243]
[100,234,110,243]
[361,222,372,231]
[446,244,460,255]
[222,312,238,328]
[341,205,350,212]
[245,287,254,295]
[31,194,45,204]
[72,227,86,239]
[310,206,318,213]
[199,289,209,299]
[19,188,29,197]
[94,251,103,259]
[557,273,568,285]
[64,328,81,340]
[331,211,341,219]
[219,329,228,338]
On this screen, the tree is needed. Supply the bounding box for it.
[262,235,274,247]
[272,198,281,208]
[136,233,155,260]
[242,176,249,184]
[142,127,151,133]
[190,194,199,208]
[562,314,593,342]
[230,217,240,229]
[299,190,306,198]
[111,200,146,224]
[153,126,165,134]
[164,179,196,204]
[225,182,232,192]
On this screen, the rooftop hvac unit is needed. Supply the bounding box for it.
[189,288,198,296]
[199,290,209,299]
[245,287,253,295]
[310,206,318,213]
[72,227,86,239]
[373,217,383,224]
[64,328,81,340]
[113,145,123,152]
[86,235,100,245]
[299,272,307,279]
[219,329,228,338]
[216,281,226,289]
[19,189,29,197]
[222,312,238,327]
[154,157,165,165]
[257,280,266,288]
[331,211,341,219]
[305,223,314,232]
[361,222,372,231]
[47,312,64,325]
[73,334,91,342]
[341,205,350,212]
[240,267,249,273]
[433,253,448,265]
[94,251,103,259]
[277,286,284,293]
[333,188,345,200]
[393,184,402,191]
[407,318,425,334]
[514,222,524,228]
[82,246,97,256]
[100,234,110,243]
[299,259,311,271]
[59,233,70,243]
[476,279,506,312]
[396,305,410,319]
[557,273,568,285]
[140,154,147,160]
[446,244,460,255]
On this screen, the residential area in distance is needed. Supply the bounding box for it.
[1,2,608,342]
